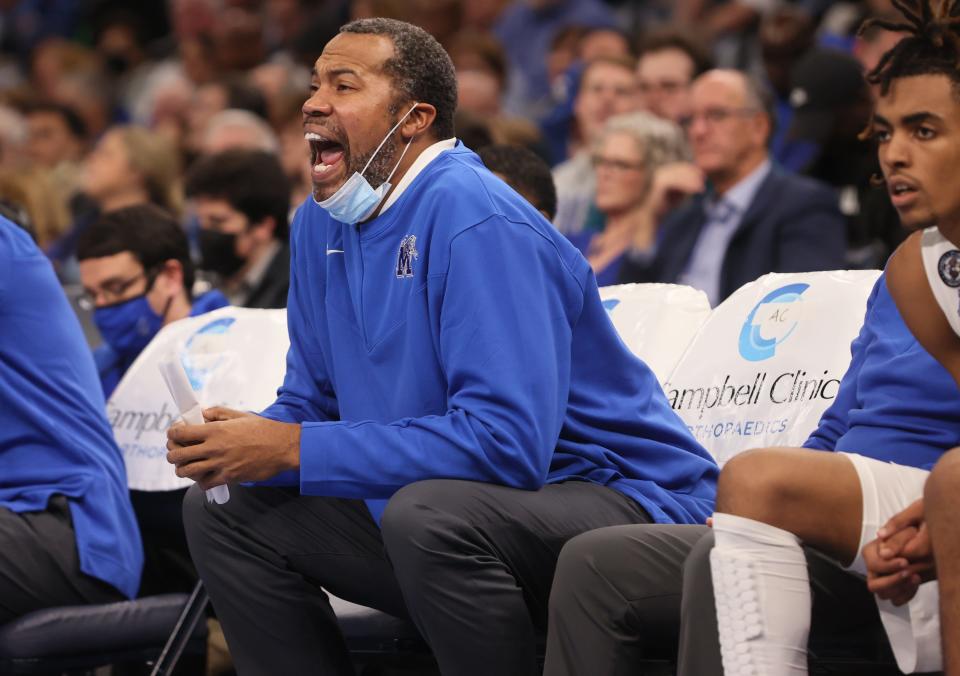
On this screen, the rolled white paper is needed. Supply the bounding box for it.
[159,357,230,504]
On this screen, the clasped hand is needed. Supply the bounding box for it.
[862,498,936,606]
[165,407,301,490]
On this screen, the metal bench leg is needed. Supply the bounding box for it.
[150,581,209,676]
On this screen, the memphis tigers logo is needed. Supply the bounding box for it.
[938,249,960,288]
[396,234,419,279]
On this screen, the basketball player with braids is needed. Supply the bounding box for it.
[859,3,960,671]
[691,2,960,674]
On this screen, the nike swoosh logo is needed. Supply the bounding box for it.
[326,249,344,255]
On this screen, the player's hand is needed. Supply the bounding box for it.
[875,497,935,584]
[877,498,925,541]
[166,415,300,489]
[864,529,915,604]
[865,556,934,606]
[864,523,936,605]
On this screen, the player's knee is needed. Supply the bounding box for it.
[552,529,620,601]
[381,480,461,551]
[715,448,791,518]
[551,527,661,631]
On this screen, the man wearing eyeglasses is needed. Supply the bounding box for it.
[618,69,845,306]
[77,204,228,399]
[76,204,229,598]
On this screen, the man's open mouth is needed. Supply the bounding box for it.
[305,131,345,175]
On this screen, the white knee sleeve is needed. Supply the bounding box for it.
[710,513,811,676]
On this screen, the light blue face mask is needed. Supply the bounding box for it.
[315,103,418,224]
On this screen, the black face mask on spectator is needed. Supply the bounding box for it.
[104,52,131,77]
[199,229,245,279]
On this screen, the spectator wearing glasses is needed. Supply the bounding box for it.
[618,69,845,305]
[552,56,639,235]
[77,204,228,399]
[566,111,689,286]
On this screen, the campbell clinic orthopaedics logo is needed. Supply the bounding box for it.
[738,283,809,362]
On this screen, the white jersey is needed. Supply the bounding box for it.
[920,226,960,338]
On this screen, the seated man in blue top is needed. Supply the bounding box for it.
[0,215,142,621]
[165,18,718,676]
[77,204,228,399]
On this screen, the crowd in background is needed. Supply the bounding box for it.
[0,0,906,321]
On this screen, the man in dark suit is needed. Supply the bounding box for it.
[618,69,846,305]
[186,149,292,309]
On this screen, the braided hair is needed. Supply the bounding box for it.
[860,0,960,94]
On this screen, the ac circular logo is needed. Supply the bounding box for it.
[938,250,960,288]
[738,283,810,362]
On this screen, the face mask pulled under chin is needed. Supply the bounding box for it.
[315,103,418,224]
[93,294,166,358]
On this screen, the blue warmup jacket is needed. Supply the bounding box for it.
[260,145,718,525]
[0,218,142,598]
[805,274,960,468]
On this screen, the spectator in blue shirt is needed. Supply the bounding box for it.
[78,204,228,596]
[77,204,228,399]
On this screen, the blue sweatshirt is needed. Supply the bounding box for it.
[0,218,142,598]
[804,274,960,469]
[260,145,718,525]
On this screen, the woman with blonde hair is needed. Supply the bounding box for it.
[82,124,182,216]
[0,168,70,248]
[48,124,182,283]
[566,111,692,286]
